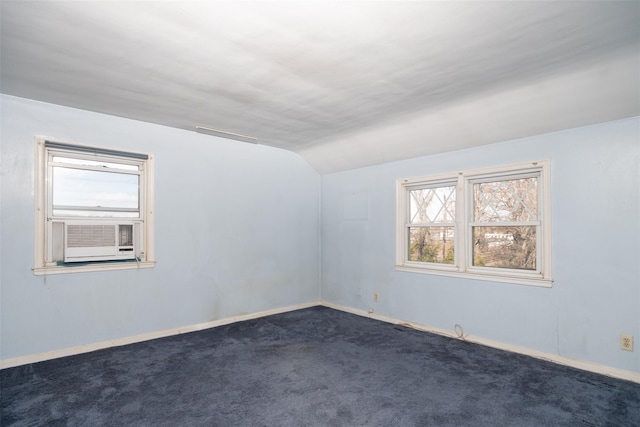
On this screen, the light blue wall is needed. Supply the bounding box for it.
[2,94,638,376]
[321,117,640,374]
[0,95,320,360]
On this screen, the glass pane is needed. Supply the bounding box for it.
[474,177,537,222]
[409,185,456,224]
[53,156,139,171]
[472,226,536,270]
[53,167,139,212]
[408,227,455,264]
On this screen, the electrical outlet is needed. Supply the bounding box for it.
[374,292,378,302]
[620,334,633,351]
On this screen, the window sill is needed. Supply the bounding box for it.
[33,261,155,275]
[395,265,553,288]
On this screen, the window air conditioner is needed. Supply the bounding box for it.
[64,222,137,262]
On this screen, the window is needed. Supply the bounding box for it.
[396,161,551,287]
[34,138,155,274]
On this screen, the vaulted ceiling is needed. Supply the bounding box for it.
[2,1,638,173]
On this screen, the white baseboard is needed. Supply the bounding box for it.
[3,300,639,385]
[321,302,640,385]
[0,301,321,370]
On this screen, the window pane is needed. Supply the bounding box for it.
[472,226,536,270]
[409,185,456,223]
[53,167,139,212]
[408,227,455,264]
[474,177,537,222]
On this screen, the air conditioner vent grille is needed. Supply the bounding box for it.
[67,224,116,247]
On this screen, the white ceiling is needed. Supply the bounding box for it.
[1,1,639,173]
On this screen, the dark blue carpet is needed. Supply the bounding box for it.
[1,306,639,426]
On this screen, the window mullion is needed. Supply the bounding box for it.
[469,221,540,227]
[52,205,140,213]
[457,174,466,271]
[409,222,456,227]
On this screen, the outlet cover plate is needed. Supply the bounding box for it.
[621,334,634,351]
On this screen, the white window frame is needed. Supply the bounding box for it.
[396,160,552,287]
[34,137,155,275]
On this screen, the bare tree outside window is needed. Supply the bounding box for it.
[472,177,538,270]
[408,185,455,264]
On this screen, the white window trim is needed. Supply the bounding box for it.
[396,160,552,287]
[34,137,155,275]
